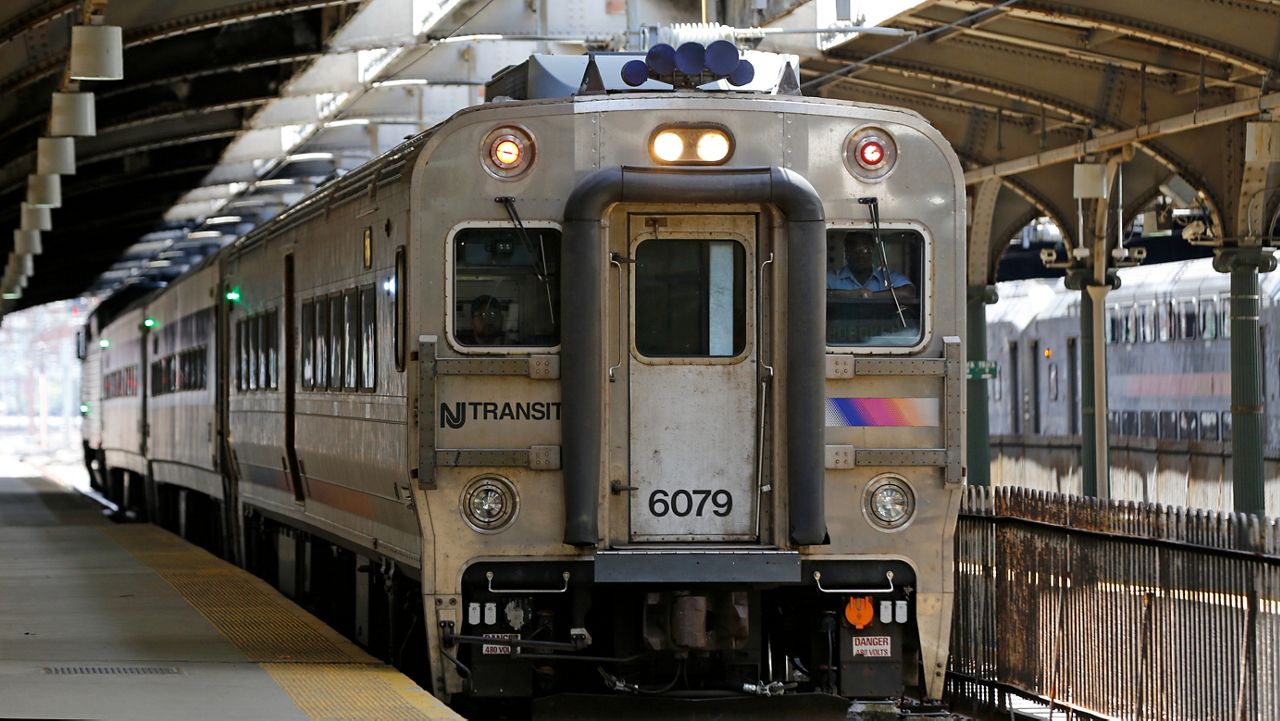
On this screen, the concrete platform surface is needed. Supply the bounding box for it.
[0,470,460,721]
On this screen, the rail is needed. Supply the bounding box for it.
[947,485,1280,720]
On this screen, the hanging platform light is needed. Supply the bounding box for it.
[69,24,124,81]
[36,136,76,175]
[14,230,42,255]
[27,174,62,208]
[20,203,52,231]
[50,92,96,137]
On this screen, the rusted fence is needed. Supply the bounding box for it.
[947,486,1280,719]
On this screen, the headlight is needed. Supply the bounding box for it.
[648,125,734,165]
[461,475,519,533]
[863,475,915,530]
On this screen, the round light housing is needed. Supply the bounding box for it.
[651,130,684,162]
[695,131,731,162]
[482,126,535,179]
[844,127,898,181]
[461,475,519,533]
[863,475,915,530]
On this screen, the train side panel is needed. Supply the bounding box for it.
[99,306,147,477]
[145,262,221,499]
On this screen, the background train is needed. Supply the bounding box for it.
[78,41,968,712]
[988,257,1280,514]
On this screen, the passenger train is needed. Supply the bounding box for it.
[988,257,1280,510]
[79,41,967,711]
[987,257,1280,443]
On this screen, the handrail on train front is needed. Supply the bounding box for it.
[561,166,828,547]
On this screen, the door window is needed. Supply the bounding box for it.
[634,239,746,358]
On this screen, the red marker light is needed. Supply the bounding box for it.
[859,140,885,167]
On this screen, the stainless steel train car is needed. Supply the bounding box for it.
[80,44,967,710]
[987,257,1280,512]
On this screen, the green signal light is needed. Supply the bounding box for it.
[225,288,241,303]
[143,317,157,329]
[79,403,90,416]
[99,338,110,349]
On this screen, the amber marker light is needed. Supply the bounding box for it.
[493,139,521,166]
[482,126,535,179]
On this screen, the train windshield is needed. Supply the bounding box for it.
[825,228,924,347]
[452,227,561,347]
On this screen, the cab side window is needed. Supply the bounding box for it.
[825,228,925,347]
[451,227,561,348]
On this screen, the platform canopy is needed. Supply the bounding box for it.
[1,0,1278,308]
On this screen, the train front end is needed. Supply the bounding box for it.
[408,47,967,707]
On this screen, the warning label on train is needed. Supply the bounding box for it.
[482,633,519,655]
[852,636,892,657]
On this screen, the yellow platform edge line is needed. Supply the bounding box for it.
[99,524,377,663]
[262,663,460,721]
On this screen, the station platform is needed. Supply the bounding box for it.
[0,470,460,721]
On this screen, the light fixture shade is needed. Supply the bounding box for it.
[50,92,96,137]
[69,25,124,81]
[27,174,62,208]
[36,136,76,175]
[14,230,42,255]
[20,203,52,231]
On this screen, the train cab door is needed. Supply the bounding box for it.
[623,213,760,542]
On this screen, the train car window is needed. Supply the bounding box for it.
[316,299,329,390]
[344,290,359,391]
[1177,302,1198,340]
[1121,411,1138,436]
[1221,411,1232,441]
[1122,307,1136,344]
[634,239,746,357]
[1158,411,1177,440]
[1200,411,1220,441]
[1048,363,1059,401]
[360,285,376,391]
[1105,307,1116,344]
[76,330,86,360]
[268,310,279,390]
[1139,410,1157,437]
[329,295,343,390]
[1156,302,1171,342]
[992,361,1002,401]
[1179,411,1199,440]
[1138,304,1154,343]
[301,301,315,389]
[249,315,260,391]
[1220,294,1231,338]
[1200,299,1217,339]
[394,246,406,372]
[451,227,561,348]
[1107,412,1119,436]
[826,229,924,347]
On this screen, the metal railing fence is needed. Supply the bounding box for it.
[947,486,1280,720]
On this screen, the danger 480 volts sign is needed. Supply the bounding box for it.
[852,635,892,657]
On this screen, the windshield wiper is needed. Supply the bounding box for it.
[495,196,556,329]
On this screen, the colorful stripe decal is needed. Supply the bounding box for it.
[825,397,940,427]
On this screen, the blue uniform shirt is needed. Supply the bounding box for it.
[827,266,913,291]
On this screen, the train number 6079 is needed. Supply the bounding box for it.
[647,489,733,518]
